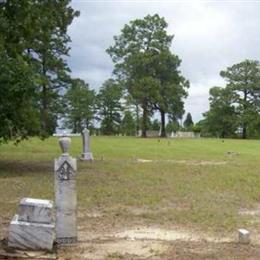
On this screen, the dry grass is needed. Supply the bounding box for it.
[1,137,260,242]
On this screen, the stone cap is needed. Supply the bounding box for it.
[11,214,54,228]
[20,198,53,208]
[18,198,53,224]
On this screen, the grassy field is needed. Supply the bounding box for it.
[1,136,260,240]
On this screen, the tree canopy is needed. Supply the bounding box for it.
[0,0,79,143]
[220,60,260,139]
[107,14,188,137]
[64,79,96,133]
[183,112,194,131]
[96,79,123,135]
[202,60,260,139]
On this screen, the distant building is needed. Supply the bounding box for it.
[170,131,200,138]
[137,130,160,137]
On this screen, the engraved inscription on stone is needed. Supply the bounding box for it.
[57,161,74,181]
[56,237,77,244]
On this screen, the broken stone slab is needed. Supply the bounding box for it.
[18,198,53,224]
[8,215,55,251]
[238,229,250,244]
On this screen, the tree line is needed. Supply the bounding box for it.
[199,60,260,139]
[1,1,260,142]
[63,77,194,136]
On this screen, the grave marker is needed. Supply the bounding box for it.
[55,135,77,244]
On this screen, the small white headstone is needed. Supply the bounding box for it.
[238,229,250,244]
[8,198,55,251]
[18,198,53,224]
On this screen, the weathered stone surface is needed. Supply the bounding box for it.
[8,215,54,251]
[238,229,250,244]
[81,152,93,161]
[55,153,77,244]
[18,198,53,224]
[59,136,71,155]
[81,128,93,161]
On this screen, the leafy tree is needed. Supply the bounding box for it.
[220,60,260,139]
[203,87,237,138]
[29,0,79,136]
[121,111,136,136]
[166,118,180,133]
[125,95,141,136]
[64,79,96,133]
[0,54,40,142]
[107,14,174,137]
[150,119,160,131]
[0,0,79,142]
[152,51,189,137]
[183,112,194,131]
[97,79,123,135]
[192,124,202,134]
[0,1,40,143]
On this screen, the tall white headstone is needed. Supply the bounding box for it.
[54,136,77,244]
[81,128,93,161]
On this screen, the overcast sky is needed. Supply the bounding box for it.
[67,0,260,122]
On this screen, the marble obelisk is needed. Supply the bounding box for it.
[54,135,77,244]
[81,128,94,161]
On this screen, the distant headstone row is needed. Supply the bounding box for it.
[170,131,200,138]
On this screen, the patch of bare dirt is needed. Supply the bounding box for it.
[136,159,227,166]
[59,239,168,260]
[57,226,260,260]
[239,207,260,217]
[113,227,231,243]
[165,240,260,260]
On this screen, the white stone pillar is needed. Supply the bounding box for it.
[54,136,77,244]
[81,128,93,161]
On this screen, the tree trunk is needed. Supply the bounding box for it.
[141,104,147,138]
[242,89,248,139]
[242,123,247,139]
[160,110,166,137]
[41,84,48,134]
[135,103,139,136]
[40,57,48,135]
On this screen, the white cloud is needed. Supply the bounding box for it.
[68,1,260,122]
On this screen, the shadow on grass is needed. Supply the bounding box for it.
[0,159,52,177]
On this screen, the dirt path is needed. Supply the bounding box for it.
[2,207,260,259]
[57,226,260,259]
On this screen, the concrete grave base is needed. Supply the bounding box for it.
[81,152,94,161]
[8,215,55,251]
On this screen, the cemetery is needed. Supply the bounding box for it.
[1,0,260,259]
[1,136,260,258]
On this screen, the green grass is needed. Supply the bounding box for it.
[1,136,260,234]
